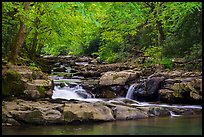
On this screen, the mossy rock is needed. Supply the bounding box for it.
[171,83,190,98]
[31,69,48,80]
[37,86,46,97]
[2,70,25,99]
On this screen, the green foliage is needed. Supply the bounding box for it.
[162,7,201,58]
[142,46,174,69]
[186,43,202,61]
[2,2,202,69]
[29,62,36,67]
[29,62,41,72]
[184,43,202,70]
[2,2,21,58]
[82,36,100,56]
[160,57,174,69]
[143,46,162,65]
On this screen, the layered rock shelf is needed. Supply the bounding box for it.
[2,56,202,126]
[2,98,202,126]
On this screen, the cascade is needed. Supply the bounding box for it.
[52,85,92,100]
[125,84,136,99]
[50,62,98,102]
[52,84,102,102]
[50,61,202,113]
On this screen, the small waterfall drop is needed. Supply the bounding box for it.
[52,85,102,102]
[52,85,89,100]
[169,111,182,117]
[126,84,136,99]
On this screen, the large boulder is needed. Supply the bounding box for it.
[2,69,26,98]
[99,70,140,86]
[112,105,149,120]
[145,76,165,97]
[2,64,54,100]
[63,102,114,123]
[24,79,53,99]
[159,78,202,104]
[2,99,64,125]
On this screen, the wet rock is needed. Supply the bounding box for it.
[63,102,114,122]
[2,99,65,125]
[145,77,165,97]
[159,78,202,104]
[95,88,117,98]
[81,79,99,90]
[11,110,45,124]
[148,107,170,117]
[7,118,21,126]
[158,89,175,103]
[99,70,140,86]
[23,90,41,99]
[43,109,63,124]
[112,105,149,120]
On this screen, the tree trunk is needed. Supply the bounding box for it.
[8,2,30,64]
[30,17,39,60]
[156,2,165,46]
[157,20,165,46]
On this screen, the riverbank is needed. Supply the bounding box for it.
[2,56,202,126]
[2,97,202,126]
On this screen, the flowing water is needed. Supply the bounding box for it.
[2,115,202,135]
[52,81,202,110]
[125,84,136,99]
[3,66,202,135]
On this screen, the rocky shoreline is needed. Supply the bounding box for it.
[2,56,202,126]
[2,98,202,126]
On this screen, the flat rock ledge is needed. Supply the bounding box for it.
[2,99,202,126]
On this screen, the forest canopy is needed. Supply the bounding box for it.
[2,2,202,68]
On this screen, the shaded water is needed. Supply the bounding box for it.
[2,115,202,135]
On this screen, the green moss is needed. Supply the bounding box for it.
[171,83,184,98]
[113,74,127,81]
[31,72,37,80]
[37,86,46,93]
[171,83,191,98]
[2,70,25,99]
[64,111,78,122]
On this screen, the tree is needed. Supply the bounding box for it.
[8,2,30,64]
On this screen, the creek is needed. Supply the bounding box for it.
[50,64,202,115]
[3,58,202,135]
[2,115,202,135]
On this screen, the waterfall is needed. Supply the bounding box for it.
[126,84,136,99]
[52,85,87,100]
[169,111,182,117]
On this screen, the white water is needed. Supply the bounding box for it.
[52,85,102,102]
[52,86,83,100]
[124,83,202,117]
[130,102,202,109]
[169,111,182,117]
[125,84,136,99]
[52,82,202,110]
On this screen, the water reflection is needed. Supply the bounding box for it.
[2,115,202,135]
